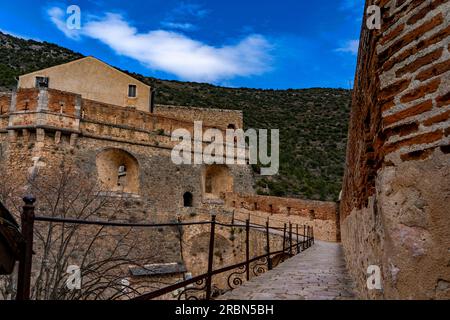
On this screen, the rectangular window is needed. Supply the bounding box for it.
[128,85,137,98]
[35,77,49,88]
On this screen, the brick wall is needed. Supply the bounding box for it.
[0,93,11,115]
[225,193,340,242]
[154,104,244,130]
[341,0,450,299]
[15,88,38,112]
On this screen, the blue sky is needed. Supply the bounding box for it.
[0,0,365,89]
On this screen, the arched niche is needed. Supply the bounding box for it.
[96,148,140,194]
[203,165,234,198]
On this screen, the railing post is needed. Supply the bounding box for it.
[16,195,36,301]
[282,223,287,253]
[307,226,311,248]
[245,219,250,281]
[303,225,307,250]
[296,224,299,254]
[289,222,293,256]
[266,220,272,270]
[205,215,216,300]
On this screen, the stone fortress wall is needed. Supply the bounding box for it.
[0,85,256,297]
[224,193,340,242]
[0,55,342,298]
[0,87,254,215]
[154,104,244,130]
[340,0,450,299]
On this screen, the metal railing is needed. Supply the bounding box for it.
[14,197,314,300]
[133,216,314,300]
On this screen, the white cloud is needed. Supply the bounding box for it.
[335,40,359,55]
[48,9,273,82]
[160,21,197,31]
[47,7,81,40]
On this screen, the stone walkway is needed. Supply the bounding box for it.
[219,241,357,300]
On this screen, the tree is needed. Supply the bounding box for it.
[0,160,180,300]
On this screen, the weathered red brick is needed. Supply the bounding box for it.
[382,0,424,31]
[400,148,434,161]
[436,92,450,108]
[384,121,419,138]
[0,95,11,114]
[15,89,38,111]
[379,79,411,102]
[381,100,396,112]
[416,58,450,82]
[384,100,433,125]
[423,110,450,126]
[380,14,444,67]
[396,48,443,77]
[384,129,443,154]
[381,24,405,46]
[400,78,441,103]
[382,25,450,73]
[407,0,447,25]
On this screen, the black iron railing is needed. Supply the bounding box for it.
[15,197,314,300]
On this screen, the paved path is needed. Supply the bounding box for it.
[219,241,356,300]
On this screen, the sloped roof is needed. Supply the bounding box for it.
[20,56,150,88]
[129,262,187,277]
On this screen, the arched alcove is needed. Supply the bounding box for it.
[203,165,234,198]
[96,148,140,194]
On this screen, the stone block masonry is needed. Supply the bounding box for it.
[219,241,356,300]
[340,0,450,299]
[0,85,255,298]
[225,193,340,242]
[0,89,255,215]
[154,105,244,130]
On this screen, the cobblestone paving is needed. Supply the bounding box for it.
[219,241,357,300]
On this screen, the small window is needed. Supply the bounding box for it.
[128,85,137,98]
[183,192,193,207]
[35,77,49,88]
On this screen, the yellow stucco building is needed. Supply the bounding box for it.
[18,56,152,111]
